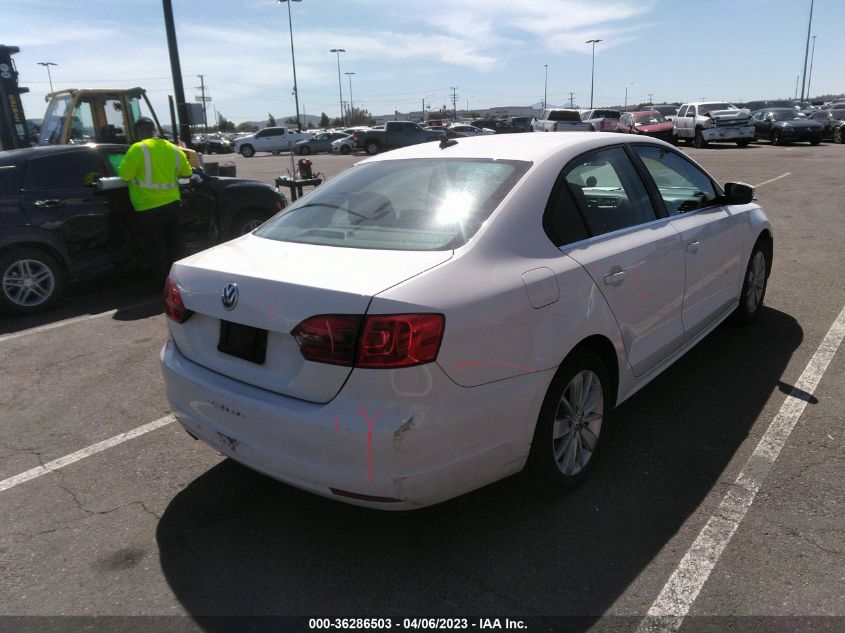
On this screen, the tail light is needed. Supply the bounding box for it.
[292,313,445,368]
[164,277,193,323]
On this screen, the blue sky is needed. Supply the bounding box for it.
[9,0,844,124]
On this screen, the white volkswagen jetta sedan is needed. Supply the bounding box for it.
[161,132,772,509]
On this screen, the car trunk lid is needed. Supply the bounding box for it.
[168,234,452,403]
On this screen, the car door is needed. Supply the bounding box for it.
[631,144,742,341]
[19,149,126,275]
[676,105,693,138]
[559,145,686,376]
[253,129,272,152]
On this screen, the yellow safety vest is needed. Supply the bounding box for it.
[118,138,192,211]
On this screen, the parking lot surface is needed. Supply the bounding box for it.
[1,142,843,632]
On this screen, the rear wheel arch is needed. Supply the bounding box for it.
[0,240,69,275]
[566,335,620,410]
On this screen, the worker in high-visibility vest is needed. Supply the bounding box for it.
[118,117,192,279]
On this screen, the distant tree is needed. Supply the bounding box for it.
[285,116,297,125]
[466,111,481,119]
[267,113,276,127]
[319,112,330,128]
[347,106,375,126]
[236,122,258,132]
[217,113,236,133]
[307,121,315,129]
[330,117,343,127]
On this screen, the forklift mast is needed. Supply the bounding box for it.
[0,45,32,150]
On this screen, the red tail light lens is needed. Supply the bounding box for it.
[291,313,445,368]
[164,277,193,323]
[291,315,363,366]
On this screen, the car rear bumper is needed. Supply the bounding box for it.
[161,339,549,509]
[702,125,755,141]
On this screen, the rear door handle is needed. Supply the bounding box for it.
[686,240,700,253]
[603,270,626,286]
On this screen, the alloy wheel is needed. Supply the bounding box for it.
[3,258,56,307]
[745,251,766,313]
[552,369,604,476]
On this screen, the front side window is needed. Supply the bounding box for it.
[563,147,656,237]
[677,106,689,118]
[255,158,530,251]
[633,145,718,215]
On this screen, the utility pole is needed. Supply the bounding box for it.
[648,93,654,105]
[422,98,425,122]
[569,92,575,108]
[162,0,191,146]
[807,35,817,100]
[543,64,548,110]
[196,74,209,133]
[450,86,458,121]
[800,0,814,101]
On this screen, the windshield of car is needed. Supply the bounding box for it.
[698,103,734,115]
[771,111,806,121]
[830,109,845,121]
[635,113,666,125]
[255,158,531,251]
[38,94,72,146]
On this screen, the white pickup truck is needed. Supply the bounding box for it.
[531,109,593,132]
[234,126,314,157]
[673,102,754,148]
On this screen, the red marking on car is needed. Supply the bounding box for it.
[358,406,381,483]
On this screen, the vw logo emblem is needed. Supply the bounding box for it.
[221,283,239,311]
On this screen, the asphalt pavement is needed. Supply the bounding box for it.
[1,141,843,633]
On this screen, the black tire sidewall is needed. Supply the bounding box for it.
[230,209,269,239]
[366,142,380,155]
[525,350,611,492]
[241,145,254,157]
[340,145,351,155]
[733,242,770,324]
[0,248,66,315]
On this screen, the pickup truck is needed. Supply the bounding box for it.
[673,102,754,148]
[531,109,593,132]
[352,121,444,155]
[234,126,314,157]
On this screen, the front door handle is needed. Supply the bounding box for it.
[686,240,700,253]
[604,270,626,286]
[34,199,64,208]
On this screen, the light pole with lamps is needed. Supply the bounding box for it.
[278,0,302,131]
[806,35,817,100]
[585,39,602,109]
[624,81,634,109]
[37,62,57,96]
[543,64,548,109]
[329,48,345,125]
[345,71,355,123]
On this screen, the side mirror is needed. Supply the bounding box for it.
[189,172,203,185]
[723,182,754,205]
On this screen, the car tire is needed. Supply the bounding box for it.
[240,145,255,158]
[524,349,611,492]
[736,139,751,147]
[298,145,311,156]
[340,145,351,155]
[365,141,381,156]
[230,208,270,239]
[770,130,781,146]
[834,128,843,144]
[732,239,771,324]
[809,138,820,146]
[693,130,707,148]
[0,248,66,315]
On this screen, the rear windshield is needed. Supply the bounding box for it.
[255,158,531,251]
[698,103,734,115]
[635,113,667,124]
[548,110,581,121]
[591,110,621,119]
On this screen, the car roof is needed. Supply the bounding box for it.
[358,131,668,165]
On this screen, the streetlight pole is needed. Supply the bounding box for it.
[586,39,602,109]
[543,64,548,109]
[278,0,303,131]
[624,82,634,109]
[37,62,57,95]
[806,35,817,101]
[330,48,345,125]
[345,71,355,124]
[794,72,801,100]
[800,0,814,101]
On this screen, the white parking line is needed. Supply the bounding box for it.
[0,298,160,344]
[0,415,175,493]
[753,172,790,188]
[637,302,845,633]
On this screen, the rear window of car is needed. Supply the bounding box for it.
[592,110,621,119]
[255,158,531,251]
[830,109,845,120]
[23,152,102,189]
[548,110,581,121]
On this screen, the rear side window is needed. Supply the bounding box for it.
[633,145,718,215]
[563,147,657,237]
[24,152,101,190]
[255,158,531,251]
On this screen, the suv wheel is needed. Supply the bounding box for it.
[693,130,707,148]
[365,141,381,155]
[340,145,351,155]
[0,248,66,315]
[240,145,255,158]
[770,130,781,146]
[834,127,843,144]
